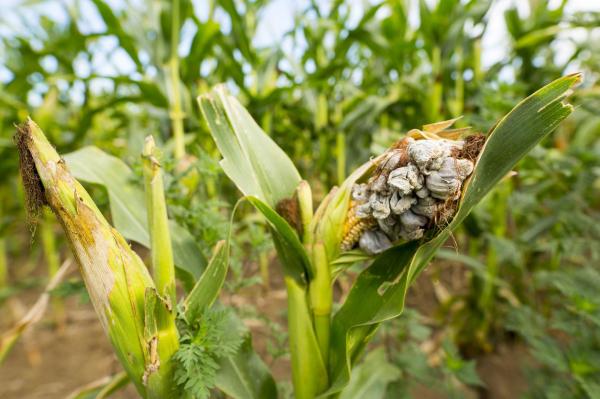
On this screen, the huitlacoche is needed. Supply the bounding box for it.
[346,137,475,255]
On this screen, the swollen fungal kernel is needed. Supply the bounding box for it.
[341,120,484,255]
[341,199,376,251]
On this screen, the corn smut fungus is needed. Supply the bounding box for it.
[342,119,485,254]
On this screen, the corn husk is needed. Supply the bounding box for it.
[15,120,177,398]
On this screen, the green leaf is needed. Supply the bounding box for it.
[63,146,205,285]
[90,0,142,69]
[326,73,581,394]
[184,240,228,322]
[338,348,400,399]
[246,196,310,282]
[198,85,302,208]
[514,25,563,49]
[216,0,255,63]
[326,241,420,394]
[183,18,220,82]
[216,334,278,399]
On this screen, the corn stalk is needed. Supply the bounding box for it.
[168,0,186,160]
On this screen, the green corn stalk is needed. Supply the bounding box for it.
[0,195,7,291]
[168,0,186,160]
[141,135,180,396]
[0,237,6,291]
[477,178,512,344]
[429,46,443,121]
[15,120,179,398]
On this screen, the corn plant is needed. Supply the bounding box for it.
[14,119,275,398]
[199,73,581,397]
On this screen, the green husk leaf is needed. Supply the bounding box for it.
[312,156,380,263]
[325,73,581,394]
[199,85,312,283]
[142,136,176,308]
[198,85,302,207]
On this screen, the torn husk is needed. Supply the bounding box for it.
[15,120,178,399]
[342,119,485,255]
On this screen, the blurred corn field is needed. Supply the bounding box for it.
[1,0,599,398]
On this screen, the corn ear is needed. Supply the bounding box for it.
[15,120,178,398]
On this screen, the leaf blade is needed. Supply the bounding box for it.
[199,85,302,207]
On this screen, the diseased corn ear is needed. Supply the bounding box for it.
[15,120,178,399]
[340,119,485,255]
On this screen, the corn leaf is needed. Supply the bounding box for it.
[89,0,142,70]
[326,73,581,394]
[198,85,301,208]
[216,335,278,399]
[200,87,310,282]
[184,240,228,322]
[63,147,205,286]
[247,196,310,282]
[338,348,400,399]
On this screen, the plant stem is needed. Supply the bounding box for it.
[479,180,511,312]
[454,46,464,117]
[430,46,442,121]
[142,136,180,399]
[336,132,346,185]
[473,38,482,84]
[309,243,332,366]
[0,196,7,291]
[285,277,328,399]
[169,0,185,160]
[142,136,176,309]
[259,250,270,289]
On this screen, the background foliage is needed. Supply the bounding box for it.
[1,0,599,397]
